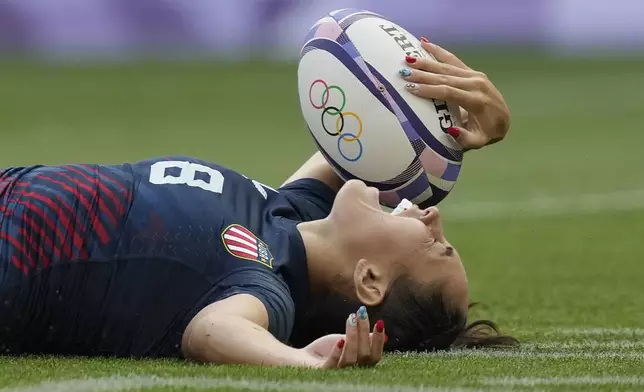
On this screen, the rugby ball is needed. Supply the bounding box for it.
[297,9,464,208]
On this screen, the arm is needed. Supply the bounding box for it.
[182,294,386,369]
[281,151,344,192]
[182,294,312,367]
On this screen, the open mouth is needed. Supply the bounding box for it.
[391,198,413,215]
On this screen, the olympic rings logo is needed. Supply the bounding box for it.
[308,79,363,162]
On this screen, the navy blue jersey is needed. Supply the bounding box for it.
[0,156,336,357]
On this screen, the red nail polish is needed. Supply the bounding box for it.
[420,36,429,43]
[384,334,389,344]
[405,56,417,64]
[337,339,345,349]
[375,320,384,333]
[447,127,461,138]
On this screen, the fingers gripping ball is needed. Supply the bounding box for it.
[298,9,464,208]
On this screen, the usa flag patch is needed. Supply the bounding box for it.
[221,224,273,268]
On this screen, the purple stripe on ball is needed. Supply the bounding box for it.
[381,158,422,185]
[336,31,352,46]
[338,13,383,30]
[410,139,426,155]
[366,64,464,163]
[300,45,316,58]
[418,183,450,208]
[400,120,422,144]
[396,172,431,201]
[341,41,359,59]
[303,25,318,44]
[442,163,461,182]
[329,8,364,21]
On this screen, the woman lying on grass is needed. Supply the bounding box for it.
[0,41,516,368]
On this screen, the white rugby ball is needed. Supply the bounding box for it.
[297,9,464,208]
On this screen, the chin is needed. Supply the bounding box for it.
[332,180,382,220]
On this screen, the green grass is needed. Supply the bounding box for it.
[0,52,644,391]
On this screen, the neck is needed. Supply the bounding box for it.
[296,218,349,296]
[291,218,361,348]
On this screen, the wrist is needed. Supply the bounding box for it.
[292,348,321,368]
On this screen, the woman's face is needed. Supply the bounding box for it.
[329,180,469,310]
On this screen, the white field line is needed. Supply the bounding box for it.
[482,376,644,387]
[400,350,644,360]
[440,189,644,221]
[0,376,485,392]
[523,340,644,350]
[544,327,644,337]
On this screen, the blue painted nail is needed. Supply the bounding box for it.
[358,306,368,320]
[398,68,412,77]
[348,313,357,328]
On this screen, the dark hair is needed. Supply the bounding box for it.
[371,276,519,352]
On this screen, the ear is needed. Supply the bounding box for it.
[353,259,390,307]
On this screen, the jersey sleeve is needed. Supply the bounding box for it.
[210,268,295,343]
[278,178,337,222]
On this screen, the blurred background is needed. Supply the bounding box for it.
[1,0,643,326]
[1,0,643,197]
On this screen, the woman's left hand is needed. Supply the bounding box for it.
[399,38,511,150]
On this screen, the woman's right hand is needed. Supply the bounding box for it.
[302,306,386,369]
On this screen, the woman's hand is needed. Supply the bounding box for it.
[399,38,511,150]
[301,306,386,369]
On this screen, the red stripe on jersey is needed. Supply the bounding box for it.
[54,171,118,227]
[10,255,28,275]
[79,165,129,212]
[9,200,66,261]
[21,214,58,265]
[0,173,18,197]
[33,175,110,245]
[0,180,10,196]
[0,232,35,270]
[65,166,124,219]
[16,180,89,259]
[4,202,62,262]
[18,227,51,268]
[15,190,88,260]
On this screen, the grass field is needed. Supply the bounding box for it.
[1,51,644,391]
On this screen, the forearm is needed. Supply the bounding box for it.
[185,314,311,368]
[281,151,344,192]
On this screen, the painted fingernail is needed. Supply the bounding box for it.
[384,334,389,344]
[405,56,417,64]
[405,83,419,91]
[420,36,429,43]
[447,127,461,138]
[348,313,357,328]
[398,68,412,77]
[375,320,384,333]
[338,339,345,349]
[357,306,368,320]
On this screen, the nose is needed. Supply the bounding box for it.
[424,207,447,243]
